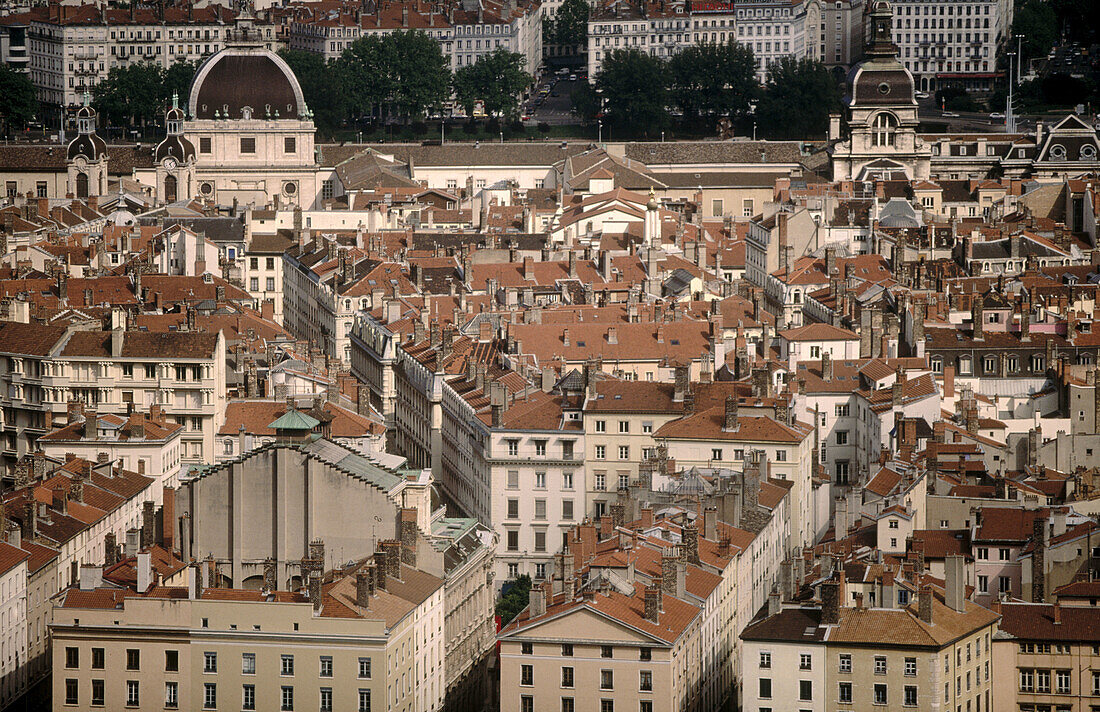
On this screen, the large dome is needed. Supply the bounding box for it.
[848,61,916,107]
[188,46,307,120]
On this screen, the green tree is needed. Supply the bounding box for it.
[279,49,347,133]
[595,48,670,136]
[92,62,165,126]
[1011,0,1058,63]
[387,31,450,121]
[0,65,37,136]
[495,575,532,626]
[337,35,397,123]
[669,39,757,124]
[571,80,601,123]
[163,60,200,108]
[451,49,530,120]
[755,56,842,139]
[552,0,589,47]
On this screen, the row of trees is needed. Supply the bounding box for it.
[576,44,843,139]
[280,32,529,134]
[82,32,529,135]
[0,65,37,137]
[543,0,588,48]
[91,60,199,126]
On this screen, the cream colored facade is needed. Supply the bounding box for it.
[500,606,691,712]
[0,546,29,709]
[51,579,445,712]
[36,413,185,495]
[0,323,227,467]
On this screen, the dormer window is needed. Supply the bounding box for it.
[1050,144,1066,160]
[872,113,897,147]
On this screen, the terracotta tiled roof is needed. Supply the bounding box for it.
[0,542,30,575]
[655,408,811,444]
[973,508,1041,543]
[997,602,1100,641]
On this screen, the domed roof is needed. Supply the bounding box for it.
[165,105,186,122]
[848,61,916,107]
[67,133,107,162]
[188,46,307,121]
[75,103,96,119]
[155,135,196,163]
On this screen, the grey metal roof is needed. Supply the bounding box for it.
[301,438,403,491]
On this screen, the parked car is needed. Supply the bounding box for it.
[943,111,959,117]
[989,112,1005,119]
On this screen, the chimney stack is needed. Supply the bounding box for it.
[644,584,661,623]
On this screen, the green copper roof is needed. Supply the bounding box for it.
[267,409,320,431]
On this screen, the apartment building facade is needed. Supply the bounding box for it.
[742,584,1000,712]
[50,557,446,712]
[889,0,1013,92]
[0,543,29,710]
[992,602,1100,712]
[8,4,277,109]
[286,1,542,78]
[0,321,227,468]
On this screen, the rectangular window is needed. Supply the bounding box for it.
[535,530,546,552]
[126,681,139,707]
[91,679,105,706]
[281,686,294,711]
[639,670,653,691]
[65,647,79,669]
[873,683,887,705]
[759,651,771,668]
[165,682,178,709]
[266,277,275,291]
[203,683,216,709]
[618,445,629,460]
[562,644,573,656]
[126,649,140,671]
[91,648,105,669]
[65,678,78,705]
[619,420,629,433]
[600,670,613,690]
[904,685,917,706]
[562,666,574,687]
[240,137,256,154]
[601,645,613,658]
[507,470,519,489]
[357,689,371,712]
[358,658,372,680]
[284,136,296,153]
[36,181,48,198]
[521,696,534,712]
[507,530,519,551]
[242,653,256,675]
[535,499,547,520]
[839,654,851,672]
[799,679,812,701]
[200,138,212,154]
[320,656,332,677]
[759,678,772,698]
[535,471,546,489]
[562,499,574,520]
[800,653,812,670]
[874,656,887,674]
[521,664,534,686]
[204,651,217,673]
[839,681,852,703]
[319,688,332,712]
[508,499,519,519]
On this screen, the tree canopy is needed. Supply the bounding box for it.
[0,65,37,136]
[337,31,449,122]
[1011,0,1058,63]
[91,60,198,127]
[92,62,167,126]
[595,48,670,137]
[669,39,757,124]
[452,49,530,119]
[755,56,842,139]
[495,575,532,626]
[547,0,589,47]
[279,49,348,133]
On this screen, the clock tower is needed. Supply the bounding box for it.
[154,93,197,204]
[830,0,931,181]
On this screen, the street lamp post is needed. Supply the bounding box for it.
[1006,52,1016,133]
[598,120,602,144]
[1015,34,1024,85]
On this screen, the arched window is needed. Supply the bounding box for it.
[164,174,177,203]
[75,172,89,199]
[872,113,897,147]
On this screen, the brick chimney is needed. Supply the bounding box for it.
[644,584,661,623]
[724,396,738,430]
